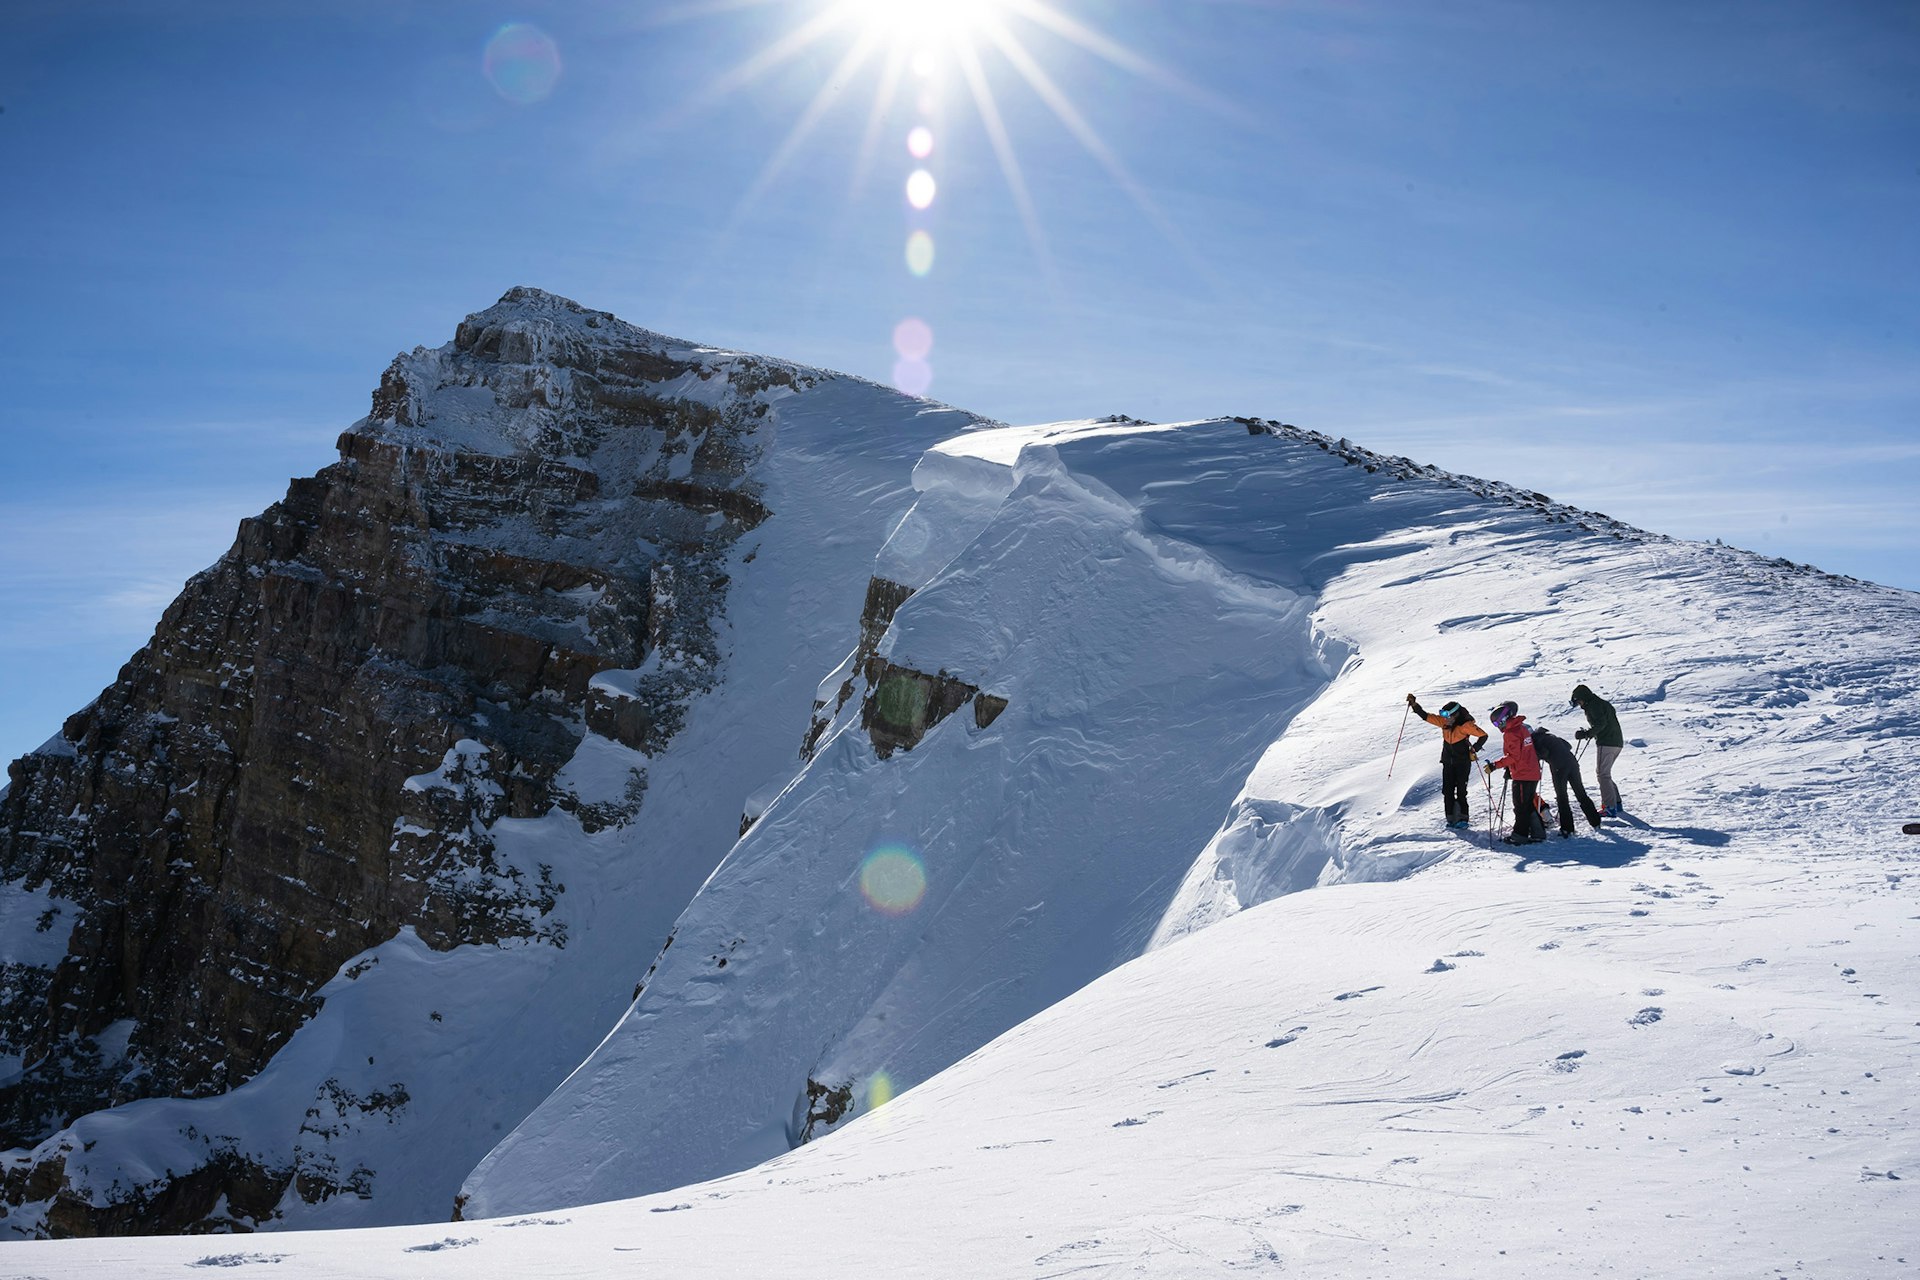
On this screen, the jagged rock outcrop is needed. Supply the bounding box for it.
[0,288,820,1235]
[800,576,1007,761]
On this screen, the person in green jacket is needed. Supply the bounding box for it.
[1570,684,1625,817]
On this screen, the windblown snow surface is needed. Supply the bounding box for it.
[10,416,1918,1277]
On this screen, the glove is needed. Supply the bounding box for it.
[1574,729,1591,740]
[1483,762,1496,776]
[1405,694,1418,708]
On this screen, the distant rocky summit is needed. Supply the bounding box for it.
[0,288,961,1235]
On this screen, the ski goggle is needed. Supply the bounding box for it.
[1439,702,1462,718]
[1490,705,1512,727]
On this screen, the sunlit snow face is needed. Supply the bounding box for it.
[859,846,928,915]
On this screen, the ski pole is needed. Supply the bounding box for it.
[1482,767,1496,851]
[1388,700,1411,778]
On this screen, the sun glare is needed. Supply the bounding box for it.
[845,0,999,51]
[667,0,1230,396]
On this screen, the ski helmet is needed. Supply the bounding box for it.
[1490,700,1518,728]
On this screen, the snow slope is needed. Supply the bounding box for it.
[13,766,1914,1274]
[7,409,1914,1274]
[454,414,1920,1232]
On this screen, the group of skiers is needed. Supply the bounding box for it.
[1404,685,1625,847]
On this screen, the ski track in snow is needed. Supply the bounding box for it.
[6,414,1918,1276]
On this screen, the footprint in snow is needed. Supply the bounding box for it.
[1425,959,1456,973]
[1628,1007,1664,1027]
[190,1257,291,1270]
[1112,1111,1164,1128]
[1722,1064,1763,1077]
[1035,1240,1106,1264]
[1551,1050,1587,1073]
[405,1238,478,1253]
[649,1203,694,1214]
[1737,957,1767,970]
[1537,941,1561,951]
[1158,1069,1217,1089]
[1265,1030,1302,1048]
[1335,986,1384,1001]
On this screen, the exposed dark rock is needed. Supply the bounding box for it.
[803,577,914,759]
[793,1077,854,1144]
[861,661,981,758]
[0,288,803,1236]
[973,694,1009,729]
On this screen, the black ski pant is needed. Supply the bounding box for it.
[1441,757,1471,825]
[1508,778,1542,844]
[1547,763,1602,833]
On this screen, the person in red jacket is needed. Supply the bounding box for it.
[1485,701,1545,845]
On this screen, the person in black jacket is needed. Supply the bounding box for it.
[1532,723,1602,836]
[1407,695,1489,829]
[1570,684,1626,817]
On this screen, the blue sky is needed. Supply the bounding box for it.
[2,0,1916,763]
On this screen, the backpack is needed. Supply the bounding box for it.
[1527,794,1550,841]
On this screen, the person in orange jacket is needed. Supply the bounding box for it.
[1485,700,1545,845]
[1406,694,1489,829]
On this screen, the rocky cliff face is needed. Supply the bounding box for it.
[0,288,836,1234]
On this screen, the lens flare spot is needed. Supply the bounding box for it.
[905,230,936,276]
[892,316,934,361]
[484,23,562,105]
[893,360,933,397]
[860,847,927,915]
[907,126,935,159]
[866,1070,896,1111]
[906,168,937,210]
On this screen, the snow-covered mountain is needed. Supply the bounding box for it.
[0,289,983,1233]
[3,293,1915,1274]
[457,411,1920,1227]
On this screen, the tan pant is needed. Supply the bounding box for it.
[1595,744,1622,811]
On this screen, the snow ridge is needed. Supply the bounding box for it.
[460,408,1917,1224]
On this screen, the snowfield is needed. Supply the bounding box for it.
[9,840,1914,1276]
[6,405,1916,1275]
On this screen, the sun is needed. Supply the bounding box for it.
[658,0,1231,394]
[680,0,1224,247]
[841,0,1001,51]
